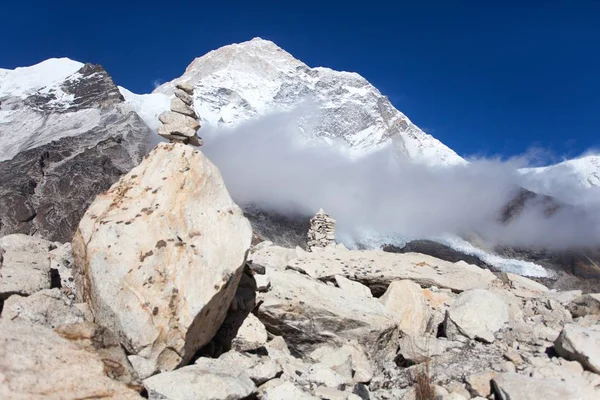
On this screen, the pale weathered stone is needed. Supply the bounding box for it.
[72,143,252,372]
[0,234,53,298]
[231,313,268,352]
[255,273,271,292]
[466,370,496,397]
[159,110,200,130]
[444,289,509,343]
[170,97,197,118]
[175,81,194,94]
[249,243,298,270]
[143,362,256,400]
[302,363,352,389]
[492,372,597,400]
[380,280,429,337]
[567,293,600,318]
[260,380,318,400]
[174,88,193,105]
[213,351,282,386]
[310,343,374,384]
[1,288,84,329]
[396,336,456,364]
[157,122,197,138]
[554,324,600,373]
[287,249,497,295]
[503,272,548,298]
[0,319,141,399]
[55,322,142,390]
[257,268,398,368]
[335,275,372,298]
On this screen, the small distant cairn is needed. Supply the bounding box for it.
[158,82,203,146]
[307,208,336,250]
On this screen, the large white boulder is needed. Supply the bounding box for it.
[287,249,497,295]
[444,289,509,343]
[554,324,600,373]
[256,268,398,368]
[492,372,597,400]
[0,319,142,399]
[72,143,252,373]
[379,280,429,337]
[0,234,54,298]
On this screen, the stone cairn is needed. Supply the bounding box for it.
[157,82,203,146]
[306,208,336,250]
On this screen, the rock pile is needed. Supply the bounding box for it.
[306,208,336,250]
[157,82,203,146]
[3,142,600,400]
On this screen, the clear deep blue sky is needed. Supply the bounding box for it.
[2,1,599,161]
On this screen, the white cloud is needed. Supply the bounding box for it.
[198,105,600,250]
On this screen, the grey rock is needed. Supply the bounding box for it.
[492,372,597,400]
[554,324,600,373]
[175,82,194,94]
[170,97,197,118]
[158,110,200,130]
[567,293,600,317]
[174,88,193,105]
[0,64,150,242]
[444,289,509,343]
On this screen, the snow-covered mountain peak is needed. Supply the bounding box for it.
[153,38,465,165]
[0,58,83,98]
[519,154,600,198]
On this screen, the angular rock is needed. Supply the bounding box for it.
[255,273,271,292]
[311,343,374,383]
[158,110,200,130]
[170,97,197,118]
[566,293,600,318]
[466,370,496,397]
[157,123,197,138]
[379,280,429,337]
[0,319,141,399]
[143,362,256,400]
[335,275,373,298]
[287,249,497,295]
[396,336,456,365]
[1,288,84,329]
[444,289,509,343]
[55,322,142,390]
[206,351,282,386]
[249,243,299,270]
[302,363,352,389]
[231,313,269,352]
[260,380,318,400]
[502,272,548,298]
[0,234,53,300]
[72,142,252,372]
[175,81,194,94]
[174,88,193,105]
[257,269,398,368]
[554,324,600,373]
[492,372,597,400]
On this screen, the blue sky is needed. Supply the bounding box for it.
[2,1,599,162]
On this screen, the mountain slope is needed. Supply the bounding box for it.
[520,155,600,190]
[0,59,153,241]
[152,37,465,166]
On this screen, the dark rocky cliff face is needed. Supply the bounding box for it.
[0,63,152,242]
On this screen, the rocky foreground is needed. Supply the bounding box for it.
[1,143,600,400]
